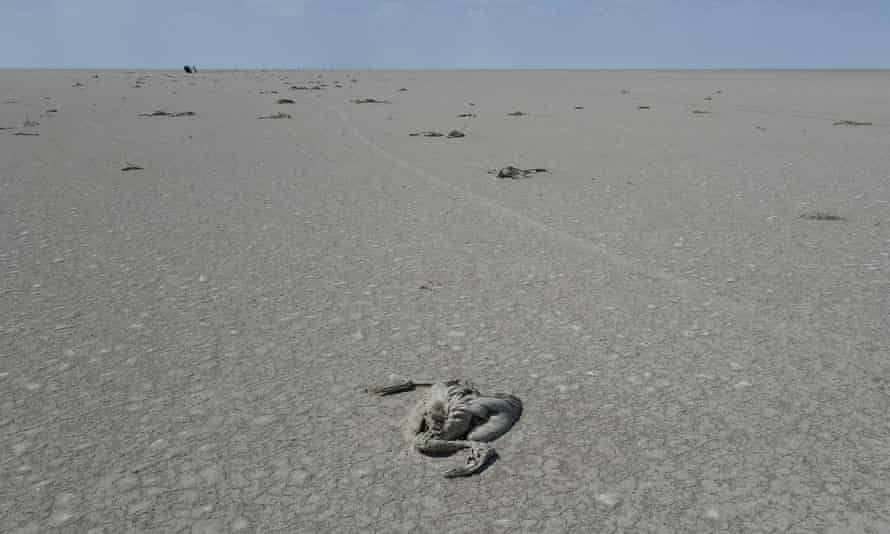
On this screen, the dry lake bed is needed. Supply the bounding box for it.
[1,69,889,532]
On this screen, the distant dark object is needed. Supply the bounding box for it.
[259,90,279,94]
[833,120,873,126]
[419,280,442,290]
[184,66,193,74]
[574,106,584,110]
[121,163,144,171]
[22,119,39,127]
[507,111,526,116]
[457,113,476,118]
[755,126,767,131]
[691,110,711,114]
[291,85,310,90]
[14,132,39,136]
[714,90,723,94]
[447,130,465,138]
[192,66,197,73]
[138,110,195,117]
[704,96,713,101]
[73,82,84,87]
[409,131,444,137]
[467,102,475,106]
[490,166,549,179]
[637,105,651,110]
[258,112,292,119]
[45,108,58,113]
[352,98,391,104]
[398,88,408,92]
[277,98,295,104]
[620,89,631,94]
[800,211,847,221]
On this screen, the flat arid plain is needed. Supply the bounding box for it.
[1,69,888,533]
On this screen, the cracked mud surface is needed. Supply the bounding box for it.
[1,70,889,533]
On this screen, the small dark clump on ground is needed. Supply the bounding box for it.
[704,96,713,101]
[409,131,444,137]
[45,108,58,113]
[575,106,584,109]
[121,163,144,171]
[260,90,278,94]
[23,119,39,127]
[447,130,465,138]
[489,166,549,179]
[14,132,39,136]
[398,88,408,92]
[833,120,873,126]
[457,113,477,118]
[755,126,767,131]
[258,112,292,119]
[419,280,443,290]
[139,110,195,117]
[620,89,631,94]
[291,86,310,90]
[277,98,295,104]
[507,111,526,116]
[800,211,847,221]
[352,98,390,104]
[691,110,711,114]
[638,105,651,110]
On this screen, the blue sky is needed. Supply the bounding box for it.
[2,1,889,69]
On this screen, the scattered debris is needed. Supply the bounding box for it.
[833,120,873,126]
[121,163,144,171]
[258,112,292,119]
[447,130,465,138]
[277,98,295,104]
[409,131,444,137]
[457,113,477,118]
[352,98,390,104]
[507,111,526,116]
[489,166,549,179]
[637,105,651,110]
[419,280,443,290]
[800,211,847,221]
[138,110,195,117]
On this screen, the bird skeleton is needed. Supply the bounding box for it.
[368,379,523,478]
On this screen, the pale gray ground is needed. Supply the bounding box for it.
[1,70,889,533]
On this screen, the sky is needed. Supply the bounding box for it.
[1,0,889,69]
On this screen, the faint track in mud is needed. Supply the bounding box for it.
[330,104,853,349]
